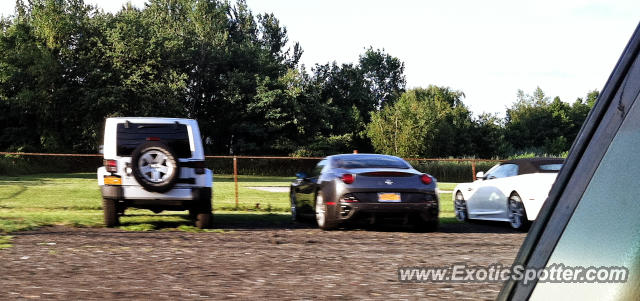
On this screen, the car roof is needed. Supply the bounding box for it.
[106,117,195,122]
[501,158,564,175]
[327,153,405,160]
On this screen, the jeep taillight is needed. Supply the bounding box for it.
[104,159,117,172]
[194,161,205,174]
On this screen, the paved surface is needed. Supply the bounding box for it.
[0,222,525,300]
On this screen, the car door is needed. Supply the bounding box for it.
[465,163,499,215]
[469,164,517,219]
[295,159,326,213]
[485,163,518,219]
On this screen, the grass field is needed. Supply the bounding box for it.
[0,173,457,233]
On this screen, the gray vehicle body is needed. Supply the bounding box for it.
[290,154,439,227]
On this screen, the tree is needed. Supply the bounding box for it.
[366,86,467,157]
[470,113,506,158]
[358,47,406,108]
[305,48,406,154]
[0,0,598,158]
[504,87,597,155]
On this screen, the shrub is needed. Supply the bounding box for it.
[1,154,496,183]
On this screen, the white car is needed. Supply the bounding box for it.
[97,117,213,228]
[452,158,563,230]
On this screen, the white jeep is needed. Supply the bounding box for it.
[97,117,213,228]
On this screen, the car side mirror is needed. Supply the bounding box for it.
[98,145,104,154]
[476,171,484,180]
[295,172,308,179]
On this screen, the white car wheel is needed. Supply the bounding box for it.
[508,194,529,230]
[454,192,468,222]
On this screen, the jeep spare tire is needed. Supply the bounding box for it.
[131,141,180,192]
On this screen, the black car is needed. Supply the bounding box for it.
[289,154,439,231]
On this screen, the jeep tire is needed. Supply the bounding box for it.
[131,141,180,193]
[103,198,119,227]
[192,188,212,229]
[195,213,212,229]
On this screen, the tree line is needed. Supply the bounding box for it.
[0,0,597,159]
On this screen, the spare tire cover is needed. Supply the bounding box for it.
[131,141,180,192]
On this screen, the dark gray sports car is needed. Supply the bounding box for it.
[290,154,439,230]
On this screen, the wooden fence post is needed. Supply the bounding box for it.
[472,160,477,181]
[233,156,239,209]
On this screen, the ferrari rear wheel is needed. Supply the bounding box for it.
[290,190,300,222]
[315,190,338,230]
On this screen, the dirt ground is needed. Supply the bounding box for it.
[0,221,525,300]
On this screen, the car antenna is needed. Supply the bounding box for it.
[125,120,130,129]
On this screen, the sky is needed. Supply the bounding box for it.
[1,0,639,116]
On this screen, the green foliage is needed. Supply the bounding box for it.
[0,172,293,232]
[309,48,406,152]
[359,47,406,108]
[0,1,598,159]
[367,86,467,157]
[0,235,12,249]
[289,134,354,157]
[504,87,595,155]
[0,0,408,157]
[0,155,101,176]
[0,172,458,233]
[409,160,497,183]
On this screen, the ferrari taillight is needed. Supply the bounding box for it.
[421,174,433,185]
[341,174,355,184]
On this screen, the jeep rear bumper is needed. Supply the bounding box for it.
[101,186,211,210]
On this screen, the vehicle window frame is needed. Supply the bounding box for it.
[115,122,192,158]
[536,163,563,172]
[332,155,410,169]
[483,164,501,179]
[488,163,518,179]
[498,23,640,300]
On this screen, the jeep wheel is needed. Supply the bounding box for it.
[188,209,198,221]
[195,213,212,229]
[131,141,180,193]
[102,198,119,227]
